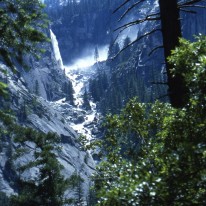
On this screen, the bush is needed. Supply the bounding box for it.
[93,36,206,206]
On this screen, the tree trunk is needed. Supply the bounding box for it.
[159,0,187,108]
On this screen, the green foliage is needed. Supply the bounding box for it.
[0,192,10,206]
[0,68,8,97]
[10,131,68,206]
[67,171,85,205]
[168,35,206,105]
[0,0,49,102]
[78,134,102,151]
[95,100,206,205]
[0,0,49,70]
[0,81,8,97]
[0,111,69,206]
[93,36,206,205]
[101,98,148,160]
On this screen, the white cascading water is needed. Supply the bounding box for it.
[50,28,100,142]
[50,29,64,70]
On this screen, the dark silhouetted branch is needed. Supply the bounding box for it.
[179,8,197,13]
[150,81,168,85]
[111,28,162,60]
[179,0,206,6]
[148,45,164,56]
[179,4,206,9]
[114,14,160,32]
[113,18,159,47]
[118,0,146,21]
[113,0,131,13]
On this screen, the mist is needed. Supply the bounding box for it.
[65,45,109,71]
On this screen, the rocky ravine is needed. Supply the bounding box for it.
[0,30,96,203]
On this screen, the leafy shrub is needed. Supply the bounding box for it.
[93,36,206,206]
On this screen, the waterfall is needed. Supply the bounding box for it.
[50,29,64,70]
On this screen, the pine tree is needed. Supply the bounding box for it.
[122,36,131,62]
[0,0,49,97]
[94,46,99,63]
[89,79,100,102]
[107,39,120,68]
[63,81,74,105]
[0,192,10,206]
[0,0,49,69]
[0,111,69,206]
[9,130,69,206]
[93,36,206,206]
[82,89,91,110]
[114,0,205,107]
[34,80,40,96]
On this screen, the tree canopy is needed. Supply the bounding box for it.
[0,110,70,206]
[114,0,206,108]
[0,0,49,69]
[92,36,206,206]
[0,0,49,97]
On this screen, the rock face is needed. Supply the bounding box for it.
[19,32,69,101]
[182,5,206,40]
[0,29,95,202]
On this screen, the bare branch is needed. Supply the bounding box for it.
[150,81,168,85]
[179,0,206,6]
[146,12,161,18]
[179,8,197,13]
[113,16,159,46]
[113,0,131,14]
[179,4,206,9]
[114,14,160,32]
[112,29,123,47]
[111,28,162,60]
[148,45,164,56]
[118,0,146,21]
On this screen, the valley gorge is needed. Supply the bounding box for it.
[0,0,206,205]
